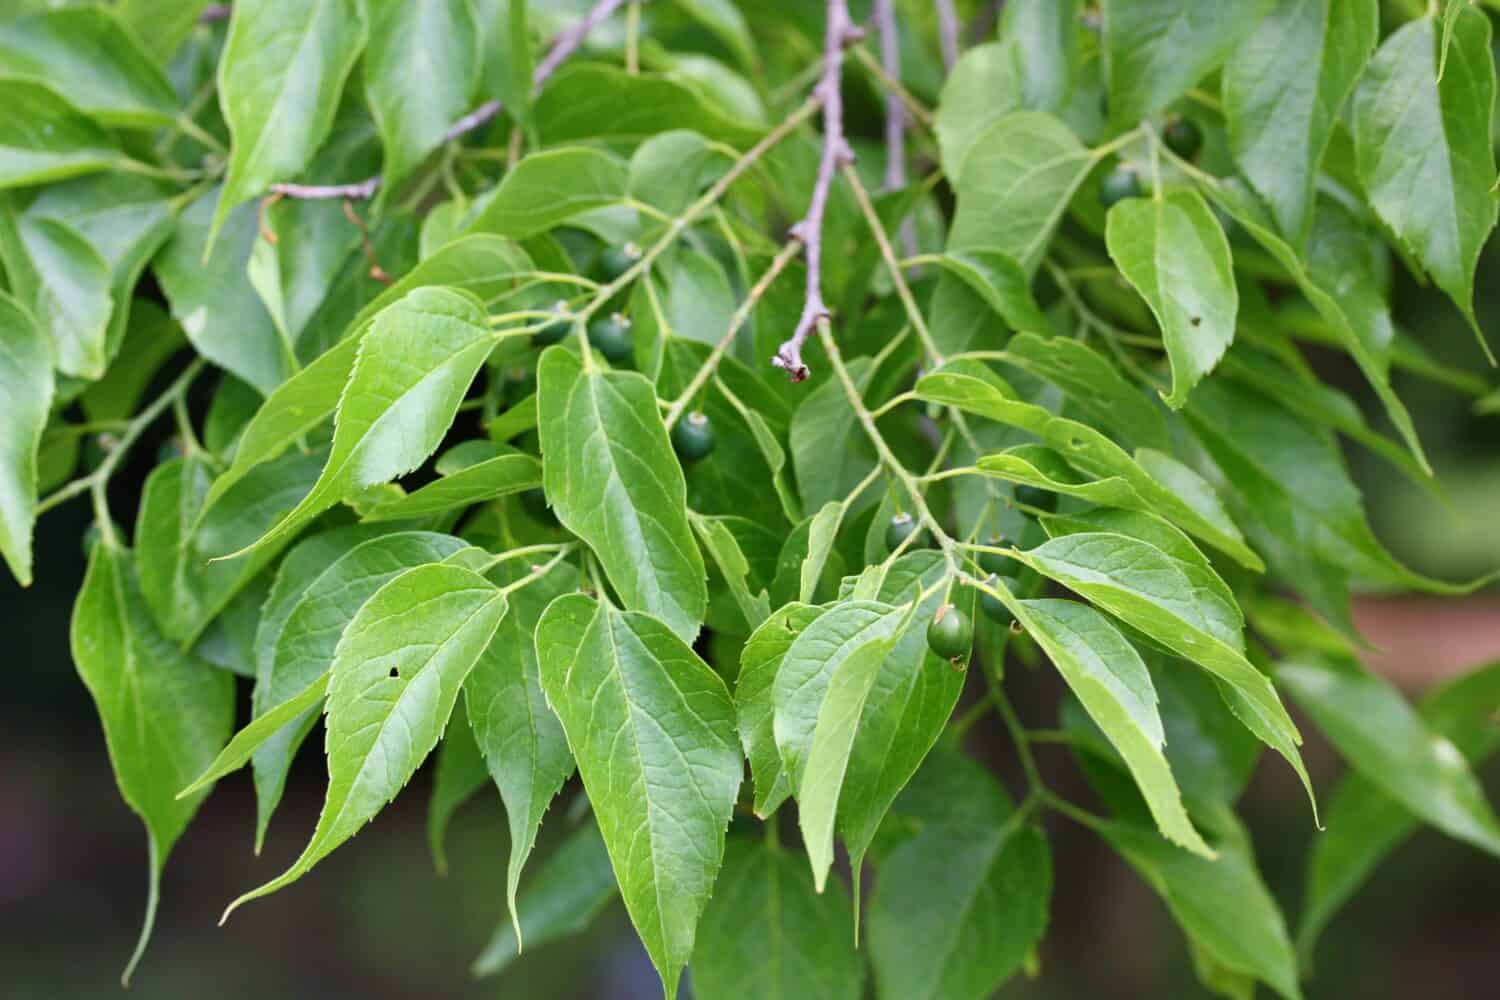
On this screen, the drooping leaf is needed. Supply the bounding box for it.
[465,557,578,944]
[1103,0,1270,126]
[1013,531,1314,815]
[790,357,877,512]
[1001,332,1170,450]
[1223,0,1378,244]
[868,756,1051,1000]
[470,819,617,978]
[214,0,368,240]
[1106,189,1238,408]
[949,111,1093,274]
[224,562,506,917]
[71,544,235,984]
[1021,597,1210,856]
[0,80,122,189]
[426,698,490,875]
[0,293,52,586]
[1277,655,1500,857]
[220,287,496,560]
[361,453,542,522]
[1351,9,1498,355]
[0,210,113,380]
[154,189,288,396]
[537,346,708,642]
[1102,802,1302,1000]
[468,147,628,239]
[0,7,180,128]
[916,362,1261,569]
[1296,661,1500,965]
[736,602,828,817]
[692,511,773,632]
[691,836,864,1000]
[535,594,741,1000]
[360,0,481,195]
[247,529,471,846]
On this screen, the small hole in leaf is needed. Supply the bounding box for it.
[1190,315,1202,327]
[389,667,400,679]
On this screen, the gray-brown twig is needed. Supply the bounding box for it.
[772,0,862,383]
[934,0,961,70]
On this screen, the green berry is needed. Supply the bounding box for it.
[1163,115,1202,160]
[672,411,716,462]
[1013,484,1055,511]
[977,538,1019,577]
[980,575,1018,625]
[885,511,921,553]
[598,243,641,281]
[1099,165,1143,208]
[588,313,634,366]
[926,605,974,662]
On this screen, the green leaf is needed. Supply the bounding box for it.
[28,174,175,369]
[1102,802,1301,1000]
[0,210,113,380]
[534,64,760,147]
[471,819,617,978]
[469,147,628,239]
[691,836,864,1000]
[537,346,708,642]
[0,79,122,189]
[916,362,1262,570]
[669,0,755,71]
[214,0,368,240]
[221,287,496,560]
[0,292,51,586]
[223,562,507,918]
[199,236,533,514]
[361,453,541,521]
[949,111,1093,274]
[1184,378,1490,619]
[628,131,727,216]
[1024,597,1210,855]
[426,699,489,875]
[0,7,180,128]
[1106,189,1238,408]
[116,0,212,64]
[1223,0,1377,244]
[465,557,578,944]
[925,250,1052,334]
[1296,660,1500,965]
[1205,185,1432,474]
[867,759,1051,1000]
[361,0,481,195]
[736,602,828,817]
[155,189,288,395]
[1277,654,1500,857]
[1351,9,1498,357]
[135,451,320,646]
[791,357,876,512]
[837,552,970,875]
[691,511,772,631]
[70,544,234,984]
[535,594,741,1000]
[248,529,471,846]
[176,669,328,801]
[1001,332,1170,450]
[1013,531,1314,815]
[1103,0,1270,126]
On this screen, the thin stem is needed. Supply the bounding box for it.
[842,164,941,366]
[625,0,641,74]
[868,389,919,421]
[664,240,804,427]
[994,686,1047,797]
[851,44,935,134]
[870,0,918,260]
[490,544,579,590]
[772,0,862,382]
